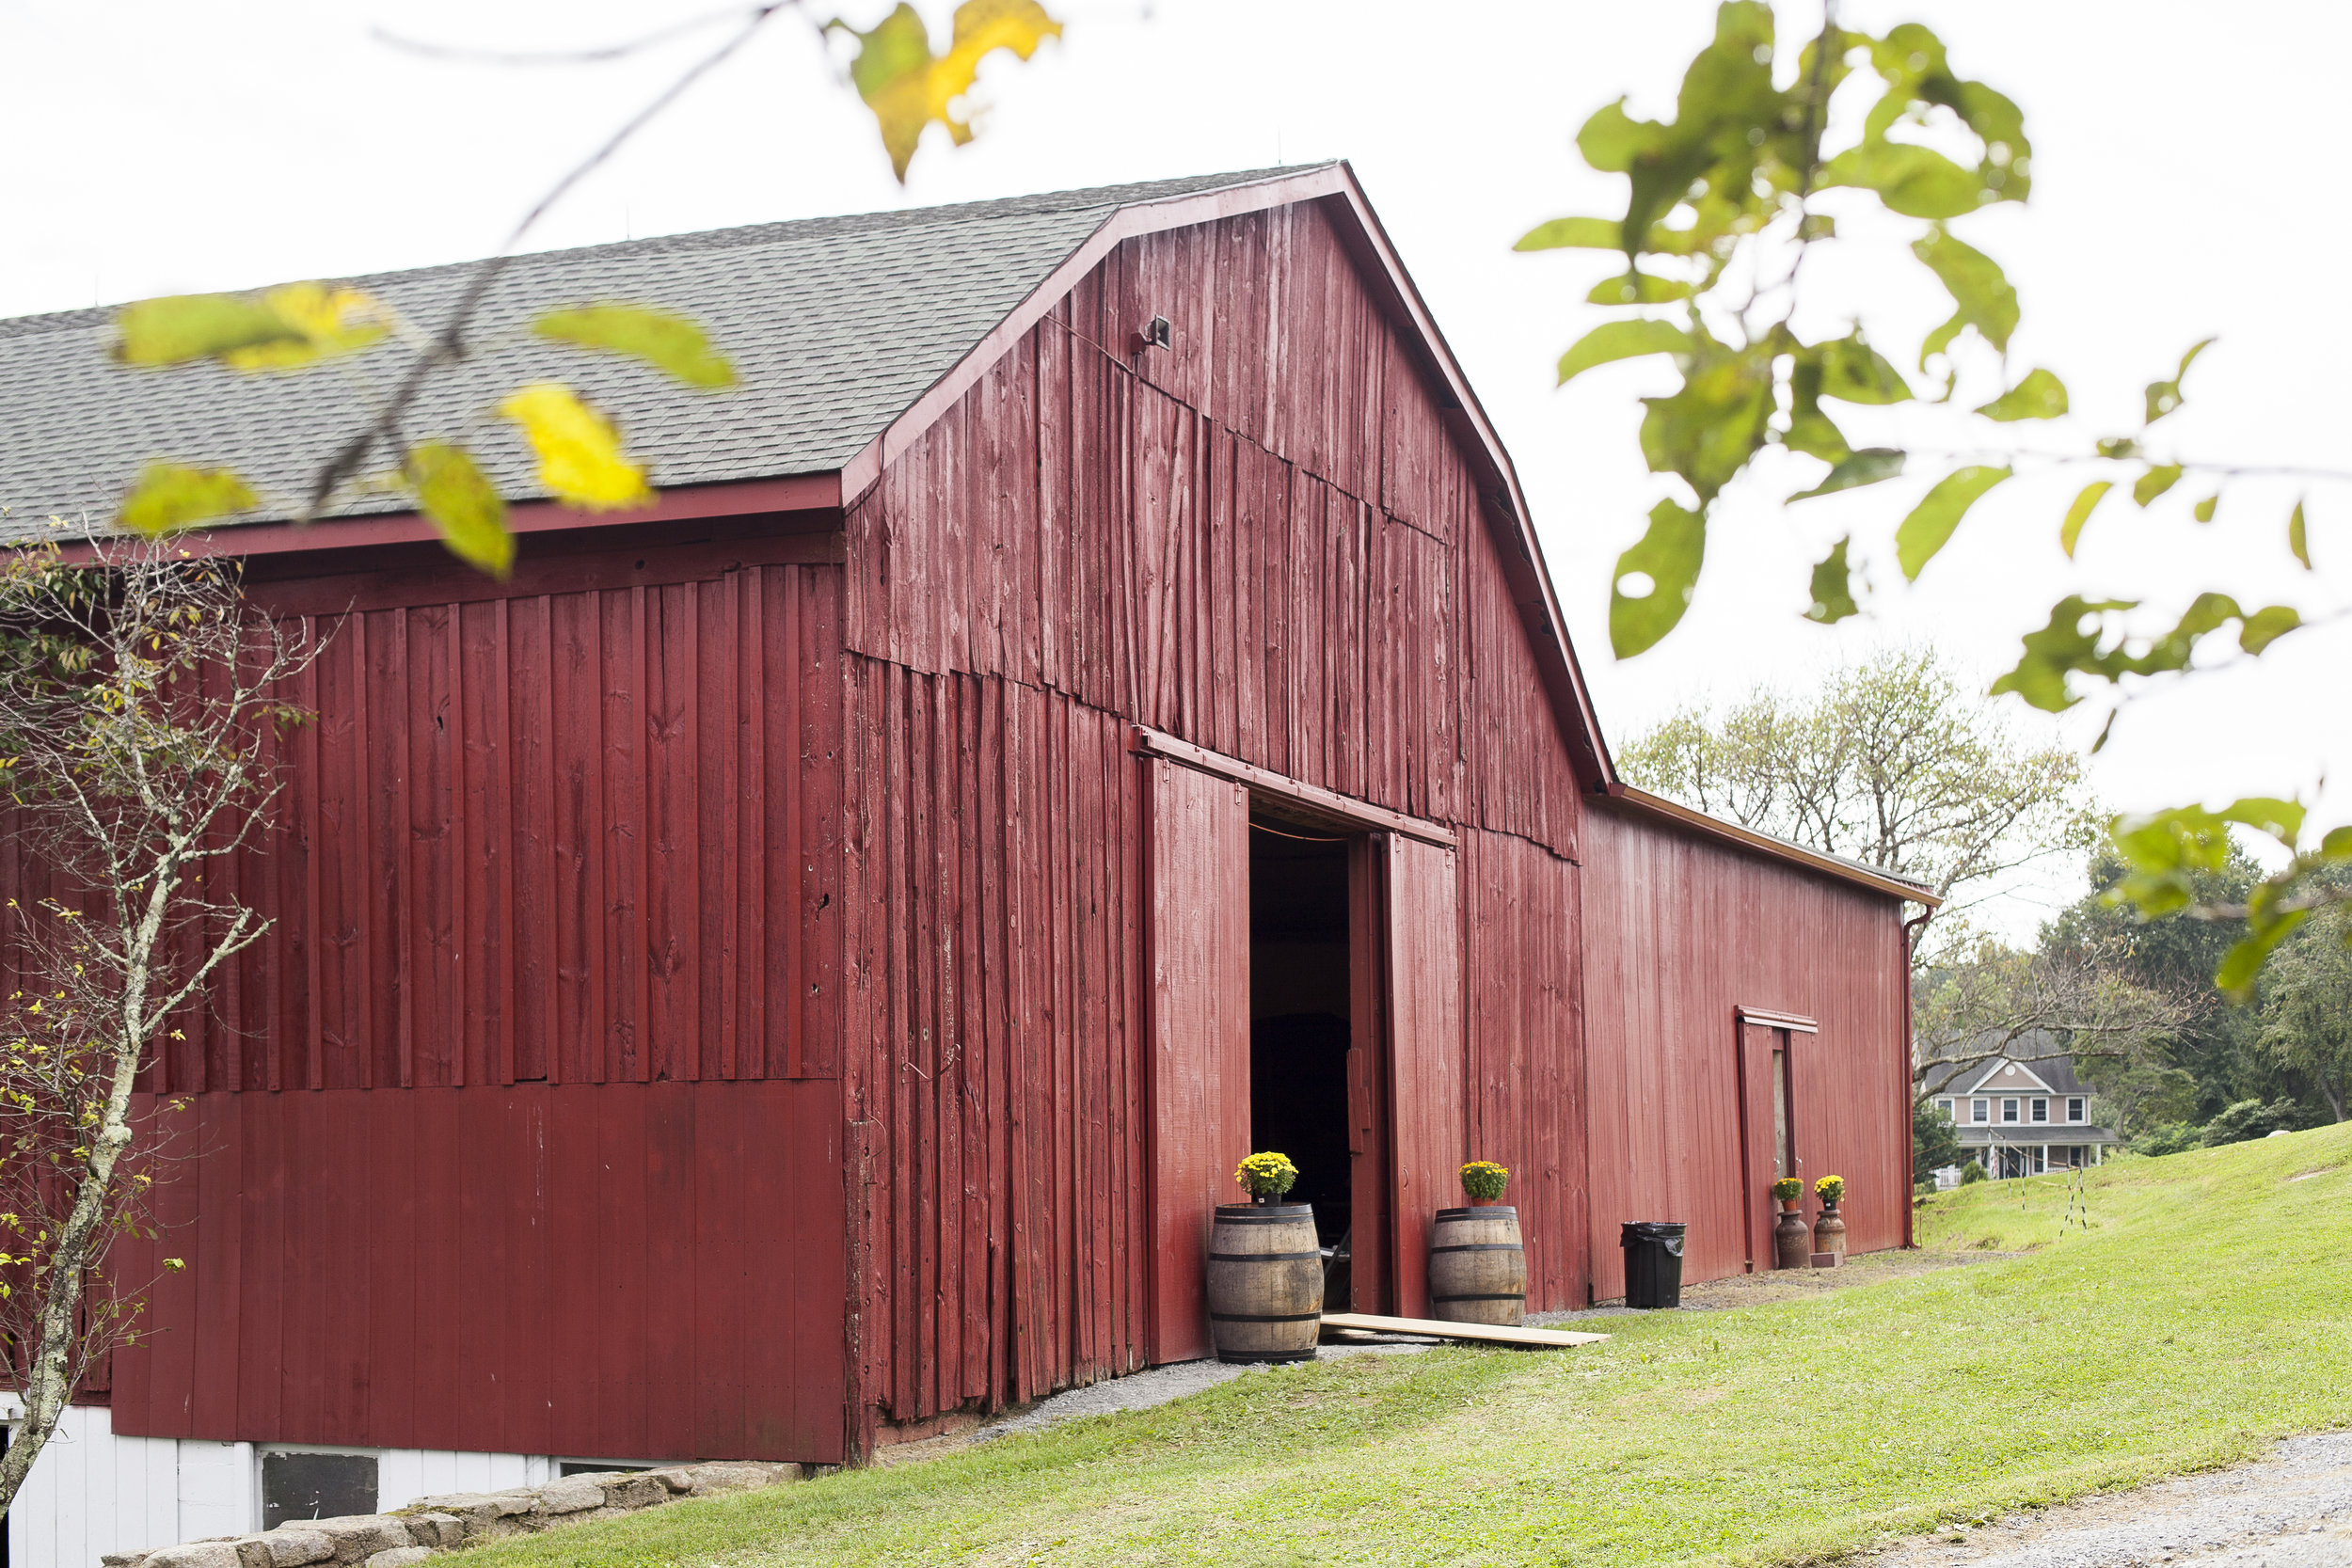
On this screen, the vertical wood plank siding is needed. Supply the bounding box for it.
[109,1084,846,1464]
[72,553,853,1461]
[835,201,1606,1436]
[1580,802,1911,1300]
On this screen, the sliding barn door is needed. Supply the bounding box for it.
[1144,761,1251,1364]
[1384,834,1466,1320]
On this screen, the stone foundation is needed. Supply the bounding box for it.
[101,1461,802,1568]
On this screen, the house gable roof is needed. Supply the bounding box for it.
[1964,1060,2060,1096]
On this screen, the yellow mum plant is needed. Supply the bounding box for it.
[1235,1151,1299,1201]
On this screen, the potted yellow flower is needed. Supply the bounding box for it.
[1813,1173,1847,1258]
[1433,1161,1524,1326]
[1771,1175,1807,1269]
[1207,1152,1319,1365]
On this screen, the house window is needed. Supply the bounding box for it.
[2068,1097,2085,1122]
[1972,1099,1989,1123]
[1935,1098,1954,1119]
[2002,1098,2020,1123]
[2034,1147,2047,1173]
[2031,1098,2049,1123]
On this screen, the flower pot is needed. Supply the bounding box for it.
[1772,1204,1810,1270]
[1812,1199,1847,1258]
[1206,1203,1322,1364]
[1430,1205,1526,1326]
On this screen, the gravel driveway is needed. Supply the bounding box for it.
[1866,1433,2352,1568]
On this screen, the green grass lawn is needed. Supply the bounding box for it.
[460,1124,2352,1567]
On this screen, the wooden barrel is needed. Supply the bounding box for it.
[1206,1203,1323,1364]
[1430,1205,1527,1326]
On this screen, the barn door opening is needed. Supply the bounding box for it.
[1246,821,1354,1300]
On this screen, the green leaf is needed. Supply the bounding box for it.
[2060,480,2112,559]
[1915,230,2019,365]
[2290,499,2312,569]
[2193,494,2218,524]
[1557,319,1691,385]
[1804,537,1859,624]
[532,303,737,389]
[1895,466,2010,580]
[2133,465,2183,507]
[1782,358,1850,464]
[405,442,514,577]
[113,295,305,367]
[1515,216,1626,252]
[1610,498,1708,657]
[1821,141,1986,219]
[1788,448,1905,502]
[2096,436,2143,461]
[1639,357,1774,503]
[2240,604,2302,655]
[1584,272,1694,306]
[1974,368,2067,421]
[2142,337,2214,424]
[221,283,391,372]
[1993,594,2136,712]
[1816,335,1912,404]
[2319,826,2352,861]
[117,462,259,536]
[1574,100,1648,174]
[2216,916,2307,999]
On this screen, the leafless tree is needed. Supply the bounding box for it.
[0,534,314,1513]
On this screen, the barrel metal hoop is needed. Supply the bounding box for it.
[1431,1292,1527,1303]
[1431,1243,1525,1254]
[1209,1310,1324,1323]
[1208,1250,1324,1262]
[1214,1213,1315,1225]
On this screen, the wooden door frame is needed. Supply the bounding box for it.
[1733,1007,1818,1273]
[1135,729,1456,1323]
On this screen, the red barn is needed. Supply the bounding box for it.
[0,165,1930,1560]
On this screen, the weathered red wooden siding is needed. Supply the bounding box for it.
[1383,833,1465,1321]
[1142,761,1251,1364]
[28,534,861,1458]
[1579,801,1911,1300]
[834,200,1600,1436]
[836,668,1153,1446]
[1460,828,1590,1312]
[109,1083,845,1463]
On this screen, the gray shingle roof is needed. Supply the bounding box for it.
[0,167,1310,531]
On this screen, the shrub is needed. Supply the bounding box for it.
[1959,1161,1988,1185]
[1235,1151,1299,1200]
[1459,1161,1510,1202]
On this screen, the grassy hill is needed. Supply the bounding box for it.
[459,1124,2352,1567]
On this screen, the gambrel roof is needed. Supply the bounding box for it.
[0,169,1291,528]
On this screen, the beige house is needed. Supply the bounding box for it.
[1932,1058,2118,1180]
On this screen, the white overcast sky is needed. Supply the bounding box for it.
[5,0,2345,936]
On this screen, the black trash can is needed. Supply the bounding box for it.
[1620,1221,1687,1308]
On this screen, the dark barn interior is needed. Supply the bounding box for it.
[1247,822,1354,1255]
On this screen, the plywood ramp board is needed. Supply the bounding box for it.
[1319,1313,1606,1349]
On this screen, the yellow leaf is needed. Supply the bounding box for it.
[405,442,514,577]
[222,283,391,372]
[118,462,259,536]
[831,0,1063,182]
[497,383,652,512]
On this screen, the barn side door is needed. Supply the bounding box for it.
[1143,759,1252,1364]
[1736,1012,1817,1270]
[1382,833,1466,1320]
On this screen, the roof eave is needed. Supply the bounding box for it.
[1597,784,1942,907]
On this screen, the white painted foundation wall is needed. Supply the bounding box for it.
[0,1401,564,1568]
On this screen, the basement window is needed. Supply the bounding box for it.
[262,1450,378,1528]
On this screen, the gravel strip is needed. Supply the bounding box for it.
[1866,1433,2352,1568]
